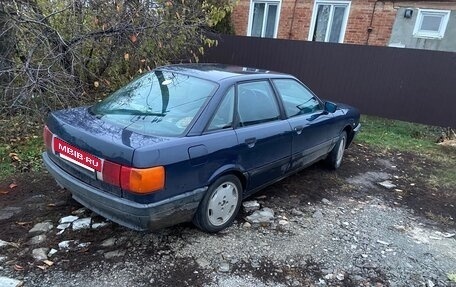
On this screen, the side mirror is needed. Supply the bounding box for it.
[325,101,338,113]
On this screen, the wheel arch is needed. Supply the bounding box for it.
[343,124,354,148]
[207,165,248,192]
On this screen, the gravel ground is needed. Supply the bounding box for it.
[0,145,455,287]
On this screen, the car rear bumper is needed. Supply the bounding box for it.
[43,152,206,231]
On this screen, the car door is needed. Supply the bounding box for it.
[272,78,336,171]
[234,80,292,193]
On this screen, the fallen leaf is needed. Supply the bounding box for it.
[124,53,129,61]
[43,260,54,266]
[9,183,17,189]
[47,203,56,207]
[37,265,47,270]
[9,152,21,162]
[0,190,9,195]
[14,264,24,271]
[129,34,137,43]
[93,81,99,88]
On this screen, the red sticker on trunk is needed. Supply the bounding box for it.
[53,137,102,172]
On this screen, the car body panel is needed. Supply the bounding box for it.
[234,120,292,192]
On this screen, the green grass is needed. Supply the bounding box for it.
[0,135,44,181]
[356,115,442,153]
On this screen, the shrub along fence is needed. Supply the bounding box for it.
[203,34,456,128]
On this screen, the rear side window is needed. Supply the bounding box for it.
[237,81,280,127]
[272,79,321,117]
[91,71,217,136]
[207,87,235,131]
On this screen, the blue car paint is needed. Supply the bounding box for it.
[44,63,360,230]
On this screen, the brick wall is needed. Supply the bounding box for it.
[231,0,399,46]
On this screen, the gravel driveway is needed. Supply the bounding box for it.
[0,144,455,287]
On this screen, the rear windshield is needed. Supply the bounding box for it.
[91,70,217,136]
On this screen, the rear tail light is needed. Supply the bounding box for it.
[121,166,165,194]
[43,125,53,150]
[102,160,121,186]
[102,161,165,195]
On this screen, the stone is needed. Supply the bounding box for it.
[72,218,91,230]
[92,222,109,229]
[378,180,396,189]
[324,274,334,280]
[245,208,274,225]
[48,249,58,257]
[77,242,91,249]
[72,208,87,215]
[0,277,23,287]
[28,235,47,245]
[58,240,78,250]
[218,262,230,272]
[32,248,49,261]
[336,273,345,281]
[0,240,10,248]
[0,207,22,220]
[104,249,126,259]
[29,221,53,234]
[242,222,252,229]
[377,240,390,245]
[251,261,260,268]
[427,279,435,287]
[101,238,116,248]
[291,208,304,216]
[57,223,71,230]
[278,220,289,225]
[195,258,211,268]
[321,198,331,205]
[312,210,324,220]
[242,200,260,213]
[58,215,79,224]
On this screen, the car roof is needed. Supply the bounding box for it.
[157,63,291,82]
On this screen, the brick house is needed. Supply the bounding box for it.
[231,0,456,52]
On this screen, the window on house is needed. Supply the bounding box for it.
[248,1,281,38]
[308,1,351,43]
[413,9,450,39]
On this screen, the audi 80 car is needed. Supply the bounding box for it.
[43,64,360,233]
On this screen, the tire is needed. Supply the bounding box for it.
[325,131,347,170]
[193,175,242,233]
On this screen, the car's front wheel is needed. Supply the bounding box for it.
[325,130,347,169]
[193,175,242,233]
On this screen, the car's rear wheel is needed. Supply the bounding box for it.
[193,175,242,233]
[325,131,347,169]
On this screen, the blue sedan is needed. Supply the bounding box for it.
[43,64,360,232]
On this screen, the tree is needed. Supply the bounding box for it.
[0,0,235,118]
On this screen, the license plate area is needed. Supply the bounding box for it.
[53,137,102,172]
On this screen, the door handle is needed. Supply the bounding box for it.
[294,126,304,135]
[245,137,257,148]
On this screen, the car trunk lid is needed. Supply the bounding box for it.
[46,107,168,196]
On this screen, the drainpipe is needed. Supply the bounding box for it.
[288,0,299,39]
[366,0,381,45]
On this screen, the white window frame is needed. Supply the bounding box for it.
[247,0,282,38]
[413,9,450,39]
[308,0,351,43]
